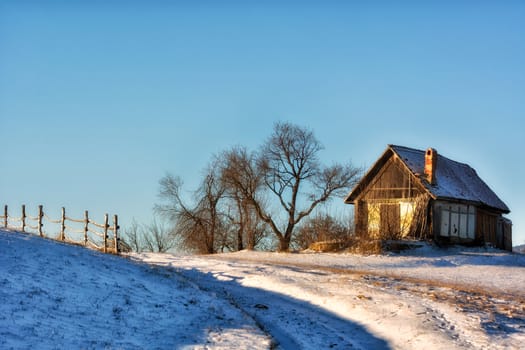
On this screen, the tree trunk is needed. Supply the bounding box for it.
[237,227,244,251]
[236,198,245,251]
[207,224,215,254]
[244,202,255,250]
[246,238,255,250]
[278,236,291,252]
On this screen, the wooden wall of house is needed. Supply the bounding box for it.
[502,219,513,251]
[354,156,429,239]
[432,201,477,245]
[476,209,512,251]
[477,209,498,247]
[431,203,511,250]
[354,200,368,237]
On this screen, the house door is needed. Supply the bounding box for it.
[380,204,400,237]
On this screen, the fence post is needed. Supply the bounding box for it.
[113,214,119,254]
[21,205,26,232]
[103,213,108,254]
[84,210,89,247]
[38,205,43,237]
[3,205,7,228]
[60,207,66,241]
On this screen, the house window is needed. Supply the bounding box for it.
[440,204,476,239]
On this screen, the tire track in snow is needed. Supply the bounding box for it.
[145,255,469,349]
[136,253,525,349]
[168,263,391,350]
[210,255,525,349]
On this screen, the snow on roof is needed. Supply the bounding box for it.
[390,145,510,213]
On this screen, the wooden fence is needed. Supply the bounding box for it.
[0,204,120,254]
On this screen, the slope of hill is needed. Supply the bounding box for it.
[0,230,270,349]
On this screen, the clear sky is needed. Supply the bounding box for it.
[1,1,524,245]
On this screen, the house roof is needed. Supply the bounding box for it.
[345,145,510,214]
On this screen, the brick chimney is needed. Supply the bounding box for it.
[424,148,437,185]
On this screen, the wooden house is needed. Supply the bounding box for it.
[344,145,512,250]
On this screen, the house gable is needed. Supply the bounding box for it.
[345,146,429,204]
[354,154,426,202]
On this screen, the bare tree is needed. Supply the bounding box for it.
[219,147,268,251]
[252,122,361,251]
[156,162,228,254]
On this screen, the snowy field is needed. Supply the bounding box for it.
[2,229,525,349]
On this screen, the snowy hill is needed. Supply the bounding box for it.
[2,229,525,349]
[0,230,270,349]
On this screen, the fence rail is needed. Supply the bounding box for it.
[1,204,120,254]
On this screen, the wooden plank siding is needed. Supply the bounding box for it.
[477,209,499,248]
[357,156,424,201]
[354,156,430,239]
[380,204,400,237]
[355,200,368,237]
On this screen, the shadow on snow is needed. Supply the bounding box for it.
[164,264,392,350]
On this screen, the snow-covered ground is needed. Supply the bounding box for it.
[2,229,525,349]
[136,247,525,350]
[0,230,270,349]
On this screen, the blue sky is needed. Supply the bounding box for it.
[1,1,524,245]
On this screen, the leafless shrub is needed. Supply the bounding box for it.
[293,213,351,250]
[121,218,177,253]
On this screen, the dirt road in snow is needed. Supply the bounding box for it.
[136,252,525,350]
